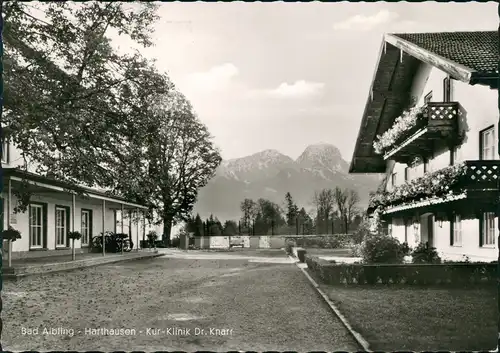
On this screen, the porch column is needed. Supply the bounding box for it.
[497,4,500,351]
[7,178,12,267]
[136,208,139,252]
[71,193,76,261]
[102,199,106,256]
[121,203,124,254]
[72,194,75,232]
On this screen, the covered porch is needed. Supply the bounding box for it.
[2,168,150,262]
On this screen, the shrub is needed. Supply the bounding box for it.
[400,242,411,256]
[306,255,497,286]
[68,231,82,240]
[351,243,364,257]
[411,242,442,264]
[146,231,159,247]
[361,235,405,264]
[352,221,371,244]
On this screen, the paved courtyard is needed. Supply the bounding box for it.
[3,251,359,351]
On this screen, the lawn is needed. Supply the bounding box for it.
[320,282,497,351]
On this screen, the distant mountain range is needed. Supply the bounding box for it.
[194,143,384,222]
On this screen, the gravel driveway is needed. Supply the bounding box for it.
[3,256,359,351]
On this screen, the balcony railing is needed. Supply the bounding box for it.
[461,160,500,190]
[383,102,462,163]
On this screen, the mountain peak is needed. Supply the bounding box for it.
[296,143,347,174]
[300,143,341,158]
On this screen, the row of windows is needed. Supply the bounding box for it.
[29,204,92,249]
[1,139,9,164]
[450,212,496,247]
[393,213,496,248]
[390,125,496,187]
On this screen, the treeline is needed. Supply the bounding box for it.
[240,188,363,235]
[184,214,239,237]
[183,187,363,237]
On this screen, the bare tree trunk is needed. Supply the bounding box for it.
[163,215,173,246]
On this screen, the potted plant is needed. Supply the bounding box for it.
[68,231,82,261]
[2,226,22,267]
[146,231,158,252]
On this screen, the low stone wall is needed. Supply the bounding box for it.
[209,236,230,249]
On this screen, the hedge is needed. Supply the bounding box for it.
[305,255,497,286]
[288,234,353,249]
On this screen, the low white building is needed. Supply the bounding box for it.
[1,139,156,259]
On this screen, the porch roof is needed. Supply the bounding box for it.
[349,31,498,174]
[2,167,148,209]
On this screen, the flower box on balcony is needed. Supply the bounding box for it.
[373,102,462,164]
[368,160,500,214]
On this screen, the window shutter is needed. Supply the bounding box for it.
[66,206,71,247]
[42,204,48,248]
[89,210,94,242]
[449,213,454,246]
[479,212,484,247]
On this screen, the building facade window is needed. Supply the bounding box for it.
[55,207,68,247]
[481,212,496,247]
[29,204,44,248]
[81,209,92,246]
[404,219,411,243]
[1,138,9,164]
[424,91,433,103]
[391,172,397,187]
[443,77,452,102]
[451,214,462,246]
[480,126,495,160]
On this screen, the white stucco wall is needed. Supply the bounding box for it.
[2,192,145,252]
[384,62,498,261]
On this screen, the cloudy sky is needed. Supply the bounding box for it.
[132,2,497,161]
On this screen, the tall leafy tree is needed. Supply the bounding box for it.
[345,189,360,233]
[284,192,299,227]
[334,187,348,233]
[240,198,257,228]
[130,90,222,243]
[313,189,335,234]
[3,2,165,210]
[223,220,238,236]
[298,207,313,235]
[194,214,204,237]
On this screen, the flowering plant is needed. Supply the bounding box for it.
[2,226,21,242]
[373,105,426,154]
[368,162,467,212]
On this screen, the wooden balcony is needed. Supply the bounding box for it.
[377,160,500,215]
[383,102,462,164]
[461,160,500,190]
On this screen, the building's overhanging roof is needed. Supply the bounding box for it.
[2,167,148,209]
[349,31,498,174]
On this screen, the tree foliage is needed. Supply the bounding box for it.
[240,198,257,228]
[112,90,222,242]
[3,2,169,211]
[284,192,299,227]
